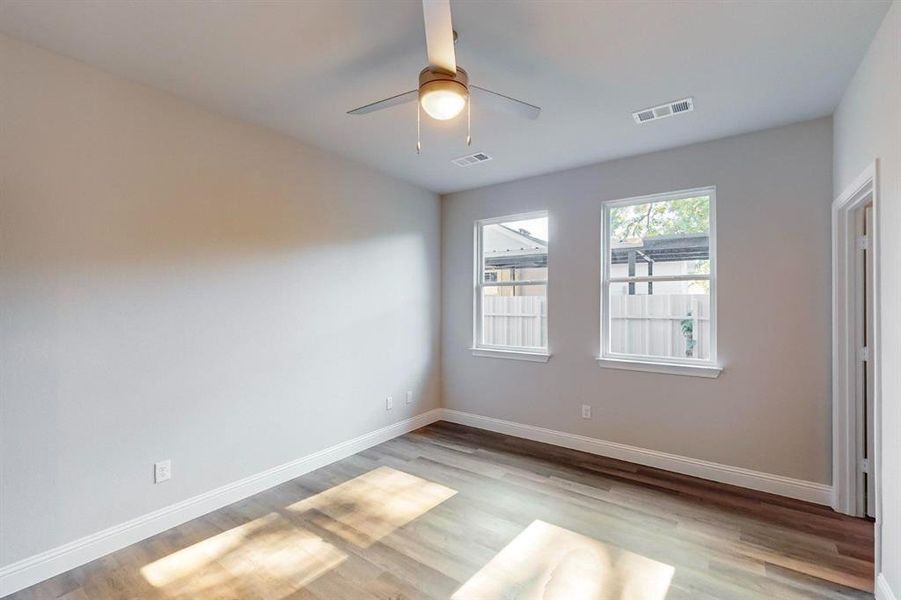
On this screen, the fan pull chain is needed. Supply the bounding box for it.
[416,102,422,154]
[466,94,472,146]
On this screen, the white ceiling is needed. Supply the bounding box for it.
[0,0,890,193]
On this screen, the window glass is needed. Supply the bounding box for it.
[476,214,548,352]
[604,192,715,364]
[608,280,711,360]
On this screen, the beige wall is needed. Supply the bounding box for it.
[833,2,901,594]
[0,34,441,567]
[443,118,833,484]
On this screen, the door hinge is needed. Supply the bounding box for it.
[856,234,870,251]
[860,458,870,474]
[858,346,869,362]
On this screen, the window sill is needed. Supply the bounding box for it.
[471,348,551,363]
[596,357,722,378]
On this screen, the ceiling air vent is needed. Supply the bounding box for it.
[632,97,694,124]
[452,152,493,167]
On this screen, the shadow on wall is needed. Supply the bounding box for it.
[1,138,432,271]
[0,36,442,566]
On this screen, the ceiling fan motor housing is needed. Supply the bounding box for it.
[418,67,469,104]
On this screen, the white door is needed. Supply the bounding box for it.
[864,204,875,518]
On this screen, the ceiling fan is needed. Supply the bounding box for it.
[347,0,540,152]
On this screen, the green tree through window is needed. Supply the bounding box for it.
[610,196,709,243]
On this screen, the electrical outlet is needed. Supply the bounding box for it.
[154,460,171,483]
[406,390,413,405]
[581,405,592,419]
[386,395,393,410]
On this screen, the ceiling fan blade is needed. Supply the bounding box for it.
[347,90,418,115]
[422,0,457,74]
[471,85,541,120]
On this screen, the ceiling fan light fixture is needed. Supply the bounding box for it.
[418,67,469,120]
[420,82,467,120]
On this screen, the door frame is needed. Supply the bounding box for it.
[832,161,881,528]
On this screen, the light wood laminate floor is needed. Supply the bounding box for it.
[8,422,874,599]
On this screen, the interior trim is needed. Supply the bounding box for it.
[0,409,444,597]
[831,160,880,519]
[596,357,722,378]
[440,409,832,505]
[470,347,550,362]
[877,573,899,600]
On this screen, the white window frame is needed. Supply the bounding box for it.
[472,210,550,362]
[598,187,721,378]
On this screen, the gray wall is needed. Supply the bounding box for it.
[442,118,833,484]
[834,1,900,593]
[0,34,441,566]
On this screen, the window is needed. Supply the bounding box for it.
[473,212,549,361]
[600,188,720,377]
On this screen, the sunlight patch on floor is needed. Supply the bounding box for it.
[288,465,458,547]
[140,512,346,598]
[452,520,674,600]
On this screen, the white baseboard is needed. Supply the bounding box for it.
[439,409,833,506]
[0,409,443,597]
[0,407,842,596]
[877,573,898,600]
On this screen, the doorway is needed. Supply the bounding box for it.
[832,162,880,522]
